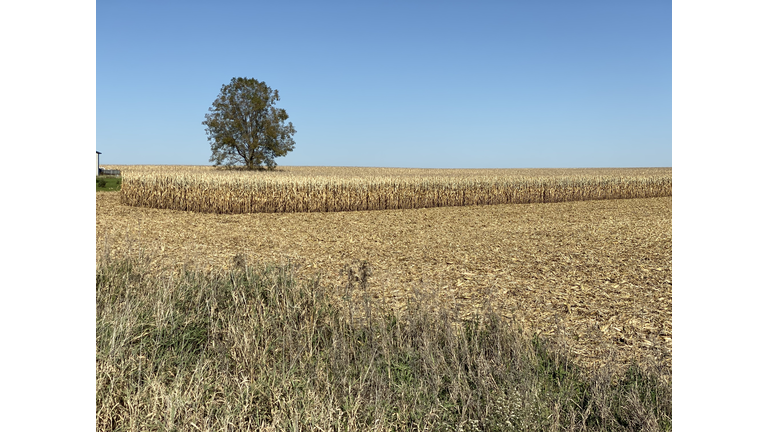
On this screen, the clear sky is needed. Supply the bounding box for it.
[97,1,671,168]
[4,2,768,430]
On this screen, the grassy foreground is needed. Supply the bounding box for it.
[96,256,671,431]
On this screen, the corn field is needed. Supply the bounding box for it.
[112,166,672,214]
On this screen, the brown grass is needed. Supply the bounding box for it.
[97,170,672,374]
[97,255,671,431]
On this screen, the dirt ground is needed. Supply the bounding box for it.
[97,192,672,372]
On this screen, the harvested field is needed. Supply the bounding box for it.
[97,169,672,374]
[114,165,671,214]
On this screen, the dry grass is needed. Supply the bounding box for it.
[109,166,671,214]
[97,168,671,374]
[97,255,671,431]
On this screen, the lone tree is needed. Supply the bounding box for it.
[203,77,296,170]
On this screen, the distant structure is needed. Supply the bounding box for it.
[96,150,121,176]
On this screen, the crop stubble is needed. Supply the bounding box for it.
[97,171,671,373]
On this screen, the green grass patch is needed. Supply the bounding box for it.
[97,176,122,191]
[96,256,671,431]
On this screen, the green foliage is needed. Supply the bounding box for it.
[96,176,121,191]
[202,77,296,170]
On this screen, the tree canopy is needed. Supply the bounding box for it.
[203,77,296,170]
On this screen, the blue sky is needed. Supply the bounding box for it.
[5,2,768,429]
[97,1,671,168]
